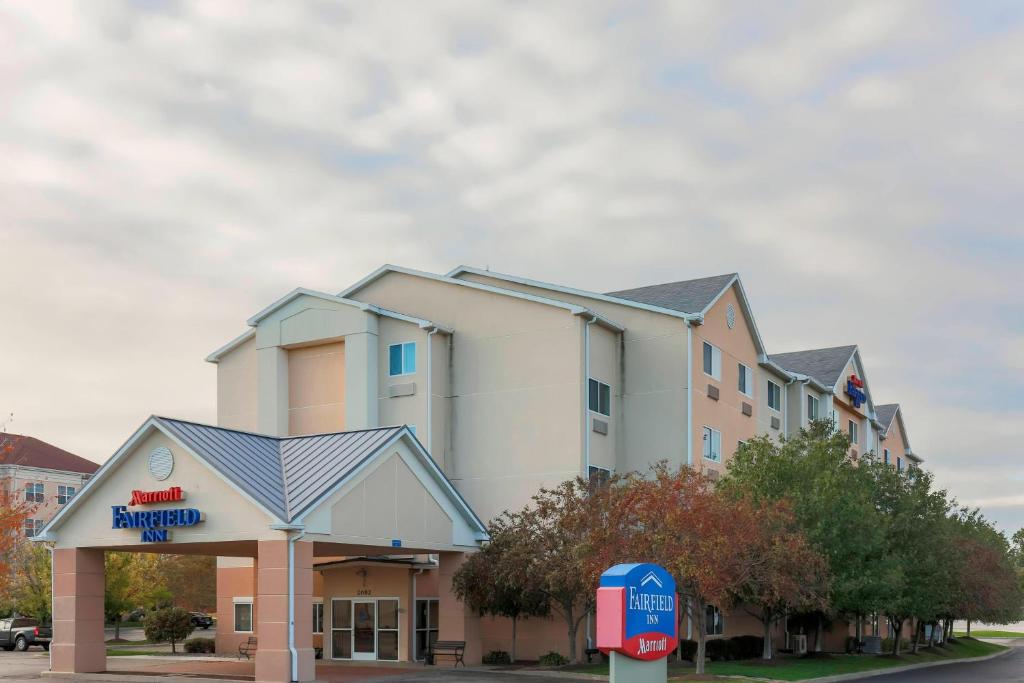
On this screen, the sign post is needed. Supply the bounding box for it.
[596,563,677,683]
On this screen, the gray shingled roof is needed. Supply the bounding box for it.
[769,345,858,387]
[874,404,899,433]
[606,273,737,314]
[156,417,404,521]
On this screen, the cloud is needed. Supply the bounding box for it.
[1,1,1023,529]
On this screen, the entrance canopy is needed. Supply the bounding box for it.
[36,417,487,554]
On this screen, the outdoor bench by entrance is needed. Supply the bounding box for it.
[238,636,257,660]
[428,640,466,667]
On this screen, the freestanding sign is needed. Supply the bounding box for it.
[597,563,677,683]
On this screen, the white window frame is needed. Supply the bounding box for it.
[883,448,890,465]
[737,363,753,397]
[414,598,439,663]
[388,342,417,377]
[233,597,254,633]
[57,485,75,505]
[702,426,722,463]
[313,600,324,634]
[702,342,722,381]
[848,420,858,445]
[807,395,820,421]
[767,380,782,412]
[25,482,44,503]
[588,378,611,416]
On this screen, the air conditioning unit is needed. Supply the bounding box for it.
[791,634,808,655]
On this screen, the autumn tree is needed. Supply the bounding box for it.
[0,435,33,587]
[5,539,52,621]
[143,607,194,653]
[452,518,549,662]
[105,553,136,640]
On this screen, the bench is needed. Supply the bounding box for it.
[428,640,466,667]
[238,636,257,660]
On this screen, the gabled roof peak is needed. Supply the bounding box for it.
[605,273,738,315]
[770,345,859,388]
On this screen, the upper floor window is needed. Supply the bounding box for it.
[737,363,753,397]
[702,342,721,380]
[807,395,820,421]
[388,342,416,376]
[883,448,890,465]
[767,380,782,411]
[705,604,725,636]
[848,420,858,445]
[702,426,722,462]
[24,483,44,503]
[897,457,903,472]
[588,379,611,416]
[57,485,76,505]
[24,518,42,537]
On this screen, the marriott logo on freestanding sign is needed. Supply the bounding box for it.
[596,563,678,662]
[112,486,203,543]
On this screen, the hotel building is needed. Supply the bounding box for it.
[38,264,921,679]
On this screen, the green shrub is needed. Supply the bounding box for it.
[538,651,568,666]
[184,637,215,654]
[705,638,732,661]
[482,650,511,664]
[730,635,764,659]
[677,639,698,661]
[143,607,194,654]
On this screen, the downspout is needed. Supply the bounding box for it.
[426,327,438,453]
[686,322,693,467]
[783,376,795,439]
[287,529,307,682]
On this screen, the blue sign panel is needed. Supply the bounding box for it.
[111,505,203,543]
[597,563,677,660]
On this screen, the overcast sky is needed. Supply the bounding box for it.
[2,2,1022,531]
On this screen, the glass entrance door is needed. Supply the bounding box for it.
[352,600,376,660]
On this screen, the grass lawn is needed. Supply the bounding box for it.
[954,629,1024,638]
[564,638,1006,681]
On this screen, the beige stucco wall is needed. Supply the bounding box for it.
[586,322,620,473]
[288,342,346,436]
[349,271,585,525]
[691,285,760,475]
[758,369,788,441]
[217,336,259,431]
[52,429,282,549]
[377,319,427,443]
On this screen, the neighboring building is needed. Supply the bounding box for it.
[0,433,99,537]
[199,264,923,662]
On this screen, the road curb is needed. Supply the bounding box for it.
[790,645,1013,683]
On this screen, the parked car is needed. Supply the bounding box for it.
[190,612,214,629]
[0,618,52,652]
[126,608,147,622]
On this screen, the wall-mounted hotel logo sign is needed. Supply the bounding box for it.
[111,486,204,543]
[845,374,867,408]
[597,563,677,661]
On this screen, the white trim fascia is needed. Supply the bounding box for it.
[205,329,256,364]
[245,287,443,330]
[758,357,795,381]
[445,264,703,323]
[38,417,289,540]
[292,428,488,540]
[340,264,626,332]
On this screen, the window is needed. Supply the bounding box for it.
[848,420,858,445]
[871,614,880,637]
[767,380,782,411]
[57,485,76,505]
[588,466,612,487]
[23,519,42,537]
[388,342,416,376]
[313,601,324,634]
[24,483,44,503]
[377,599,399,661]
[737,363,753,396]
[807,395,819,421]
[883,448,890,465]
[705,605,725,636]
[897,457,903,472]
[588,379,611,416]
[233,600,253,633]
[702,342,722,380]
[415,599,439,662]
[702,427,722,462]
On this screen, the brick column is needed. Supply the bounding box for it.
[437,551,482,665]
[51,548,105,673]
[255,540,315,683]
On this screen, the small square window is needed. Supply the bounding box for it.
[588,466,612,487]
[388,342,416,376]
[588,379,611,416]
[234,602,253,632]
[57,485,76,505]
[767,381,782,411]
[25,483,44,503]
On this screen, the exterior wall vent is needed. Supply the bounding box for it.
[592,418,608,435]
[741,402,752,416]
[707,384,720,401]
[388,382,416,398]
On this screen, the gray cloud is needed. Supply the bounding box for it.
[1,1,1022,529]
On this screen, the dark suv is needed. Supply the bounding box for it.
[0,618,52,652]
[190,612,214,629]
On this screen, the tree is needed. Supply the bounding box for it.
[618,463,766,674]
[5,539,51,621]
[452,518,549,662]
[0,435,32,586]
[161,555,216,612]
[105,552,136,640]
[728,498,830,659]
[143,607,194,653]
